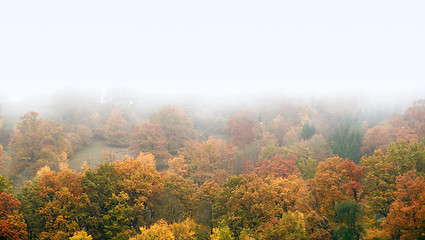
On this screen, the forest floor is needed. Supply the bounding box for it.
[68,139,129,172]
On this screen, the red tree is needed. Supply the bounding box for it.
[225,112,257,147]
[255,153,298,179]
[0,175,27,239]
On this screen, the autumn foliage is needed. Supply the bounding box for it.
[1,99,425,239]
[130,123,171,169]
[104,110,129,147]
[382,171,425,239]
[225,112,257,147]
[0,174,27,240]
[9,111,73,177]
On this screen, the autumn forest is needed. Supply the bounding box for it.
[1,92,425,240]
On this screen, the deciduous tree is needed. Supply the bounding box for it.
[150,105,196,155]
[193,180,220,231]
[104,110,129,147]
[9,111,72,176]
[261,211,307,240]
[133,218,199,240]
[225,112,257,148]
[130,123,171,169]
[361,123,392,157]
[255,153,298,179]
[382,171,425,240]
[0,174,27,240]
[360,150,396,219]
[312,157,365,221]
[213,174,277,238]
[334,199,364,240]
[405,99,425,140]
[386,140,425,175]
[19,168,88,239]
[169,139,234,185]
[0,145,10,175]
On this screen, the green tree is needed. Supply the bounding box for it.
[332,121,362,163]
[335,199,364,240]
[386,140,425,175]
[81,163,131,239]
[301,122,315,140]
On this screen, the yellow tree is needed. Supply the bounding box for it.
[169,138,234,185]
[132,218,199,240]
[360,150,397,220]
[0,145,10,175]
[213,174,277,238]
[112,156,164,227]
[69,231,93,240]
[9,111,72,176]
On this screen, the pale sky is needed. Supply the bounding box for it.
[1,1,424,100]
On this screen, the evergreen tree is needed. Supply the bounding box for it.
[301,122,315,140]
[332,121,362,163]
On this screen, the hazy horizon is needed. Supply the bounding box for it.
[1,1,424,103]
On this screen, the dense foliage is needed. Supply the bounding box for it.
[1,97,425,239]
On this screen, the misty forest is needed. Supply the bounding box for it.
[1,91,425,240]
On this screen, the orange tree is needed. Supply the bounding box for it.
[382,171,425,240]
[129,123,171,169]
[169,138,234,185]
[19,168,88,239]
[311,156,366,239]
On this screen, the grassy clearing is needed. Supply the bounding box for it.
[68,139,129,172]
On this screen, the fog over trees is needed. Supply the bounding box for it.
[2,0,425,239]
[1,89,425,239]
